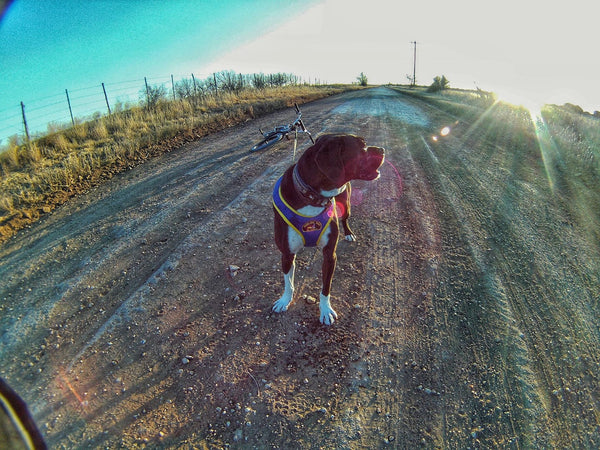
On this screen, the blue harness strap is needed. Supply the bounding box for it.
[273,177,336,247]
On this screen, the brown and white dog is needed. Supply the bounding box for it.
[272,134,385,324]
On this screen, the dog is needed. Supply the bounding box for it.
[272,134,385,324]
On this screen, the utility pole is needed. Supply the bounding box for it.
[411,41,417,86]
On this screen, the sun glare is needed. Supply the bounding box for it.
[495,90,560,192]
[496,89,544,118]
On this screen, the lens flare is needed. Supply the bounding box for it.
[328,202,346,218]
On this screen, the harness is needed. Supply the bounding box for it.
[273,176,336,247]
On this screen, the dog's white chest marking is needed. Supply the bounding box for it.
[320,184,346,198]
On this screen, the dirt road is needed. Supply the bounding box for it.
[1,87,598,448]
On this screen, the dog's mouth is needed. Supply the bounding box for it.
[357,147,385,180]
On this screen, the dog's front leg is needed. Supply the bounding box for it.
[319,243,338,325]
[336,186,356,242]
[273,252,295,313]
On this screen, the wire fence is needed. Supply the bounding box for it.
[0,71,320,148]
[0,75,172,146]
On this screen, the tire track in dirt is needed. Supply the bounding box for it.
[413,97,600,447]
[1,127,276,359]
[412,126,537,447]
[303,87,447,447]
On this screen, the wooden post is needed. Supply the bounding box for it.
[144,77,150,108]
[65,89,75,126]
[213,73,218,96]
[191,73,198,97]
[102,82,111,114]
[171,74,176,100]
[20,102,30,142]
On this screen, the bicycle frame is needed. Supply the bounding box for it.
[250,104,314,152]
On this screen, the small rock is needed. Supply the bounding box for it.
[304,295,317,305]
[182,357,190,365]
[233,429,243,442]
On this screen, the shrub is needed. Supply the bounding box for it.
[141,84,168,109]
[357,72,368,86]
[427,75,450,92]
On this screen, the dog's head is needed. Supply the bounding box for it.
[301,134,385,189]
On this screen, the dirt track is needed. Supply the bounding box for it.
[1,87,599,448]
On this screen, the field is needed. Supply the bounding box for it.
[0,86,599,448]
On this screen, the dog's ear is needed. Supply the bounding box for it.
[314,135,345,184]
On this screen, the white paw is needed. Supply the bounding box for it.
[273,296,292,313]
[319,294,338,325]
[344,234,356,242]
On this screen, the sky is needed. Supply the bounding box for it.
[1,0,599,143]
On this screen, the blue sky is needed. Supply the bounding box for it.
[1,0,599,144]
[0,0,318,141]
[0,0,314,92]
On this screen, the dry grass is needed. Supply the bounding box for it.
[0,85,357,241]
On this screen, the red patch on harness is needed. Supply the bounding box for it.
[302,220,322,233]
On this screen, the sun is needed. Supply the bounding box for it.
[495,89,545,118]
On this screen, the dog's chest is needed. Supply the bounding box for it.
[273,177,335,250]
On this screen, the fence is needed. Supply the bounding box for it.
[0,71,318,149]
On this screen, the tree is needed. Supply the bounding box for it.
[427,75,450,92]
[175,78,196,100]
[252,73,267,90]
[140,84,167,109]
[357,72,368,86]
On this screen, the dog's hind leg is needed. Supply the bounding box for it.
[273,253,295,313]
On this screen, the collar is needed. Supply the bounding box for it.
[292,165,332,207]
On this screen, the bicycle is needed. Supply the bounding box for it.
[250,103,314,152]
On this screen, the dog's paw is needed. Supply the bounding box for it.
[273,296,292,313]
[319,294,338,325]
[344,233,356,242]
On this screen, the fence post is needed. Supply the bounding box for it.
[20,101,30,142]
[65,89,75,126]
[191,73,197,97]
[102,82,111,115]
[213,73,218,96]
[171,74,176,101]
[144,77,150,108]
